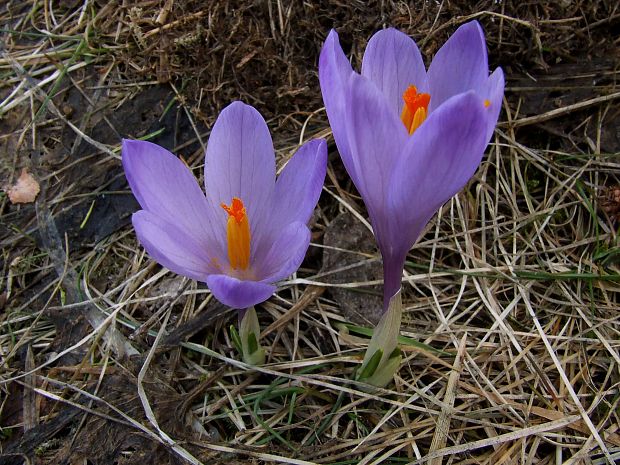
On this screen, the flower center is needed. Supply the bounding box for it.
[400,85,430,135]
[221,197,251,270]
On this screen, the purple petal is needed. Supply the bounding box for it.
[388,91,489,250]
[318,30,359,186]
[361,28,427,115]
[344,72,408,250]
[478,67,505,142]
[122,139,224,260]
[256,222,311,283]
[204,101,276,251]
[206,274,276,309]
[427,21,489,112]
[132,210,215,281]
[272,138,327,230]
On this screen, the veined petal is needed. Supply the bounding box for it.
[206,274,276,309]
[388,91,489,249]
[204,101,276,250]
[345,72,408,251]
[132,210,215,281]
[478,67,505,142]
[256,222,311,283]
[122,139,224,260]
[361,28,427,115]
[318,30,359,185]
[427,21,489,112]
[253,138,324,278]
[272,138,327,230]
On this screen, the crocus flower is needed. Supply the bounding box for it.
[319,21,504,386]
[122,101,327,364]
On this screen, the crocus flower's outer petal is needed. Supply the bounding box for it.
[382,92,489,301]
[272,138,327,230]
[389,91,489,248]
[427,21,489,112]
[206,274,276,309]
[319,30,358,185]
[204,101,276,250]
[345,72,408,251]
[257,222,311,283]
[361,28,427,114]
[122,139,226,263]
[478,67,505,142]
[132,210,215,281]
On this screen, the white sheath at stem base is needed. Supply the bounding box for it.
[239,306,265,366]
[357,290,403,387]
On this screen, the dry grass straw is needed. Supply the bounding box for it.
[1,1,619,464]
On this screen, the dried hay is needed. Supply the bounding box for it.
[1,1,619,464]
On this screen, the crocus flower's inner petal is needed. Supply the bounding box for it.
[319,30,359,186]
[361,28,427,115]
[272,139,327,230]
[206,274,276,309]
[477,67,505,142]
[122,139,225,262]
[255,222,311,283]
[132,210,216,281]
[204,101,276,254]
[388,91,489,250]
[344,72,408,252]
[427,21,489,113]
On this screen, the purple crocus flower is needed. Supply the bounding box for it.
[319,21,504,385]
[122,101,327,362]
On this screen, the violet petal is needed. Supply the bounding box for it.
[206,274,276,309]
[272,138,327,230]
[344,71,408,251]
[318,30,359,186]
[478,67,505,142]
[122,139,224,260]
[389,91,489,248]
[427,21,489,112]
[132,210,215,281]
[361,27,427,115]
[204,101,276,251]
[257,222,311,283]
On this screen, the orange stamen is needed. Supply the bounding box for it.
[483,99,491,108]
[221,197,251,270]
[400,85,430,135]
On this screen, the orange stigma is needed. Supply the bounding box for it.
[221,197,251,270]
[483,99,491,108]
[400,85,430,135]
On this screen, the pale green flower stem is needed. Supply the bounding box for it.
[238,306,265,365]
[357,290,403,387]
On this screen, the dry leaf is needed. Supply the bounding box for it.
[7,168,40,204]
